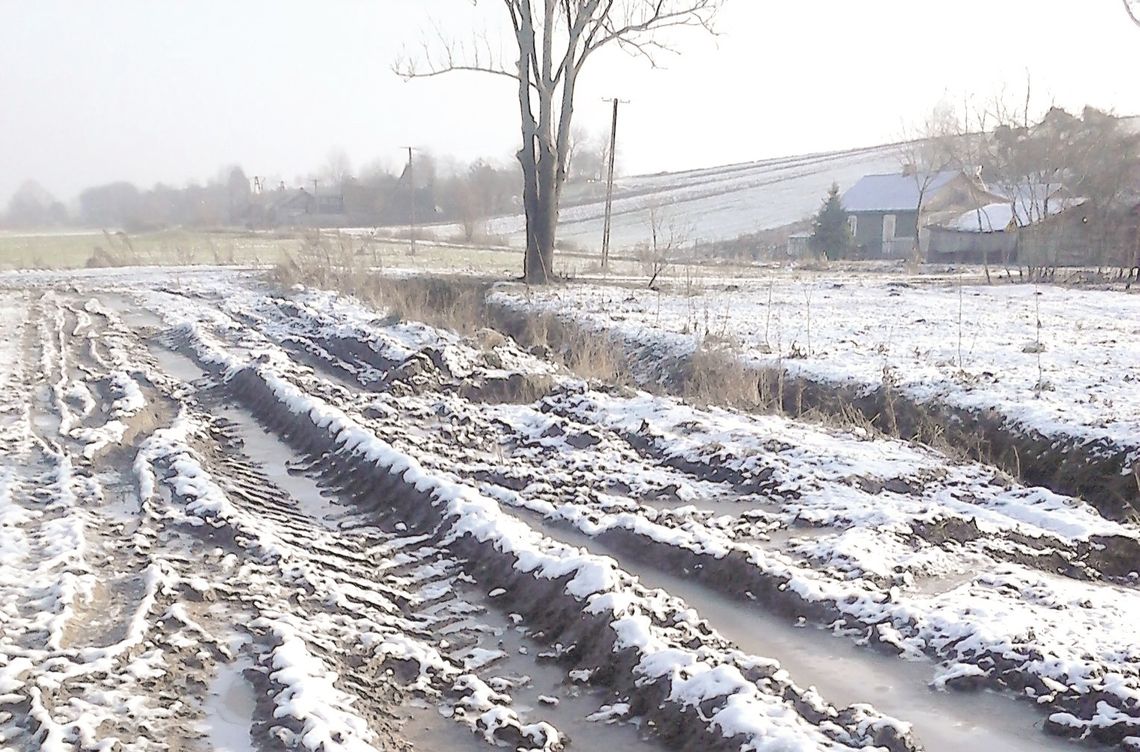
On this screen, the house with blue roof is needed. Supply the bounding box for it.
[841,169,1003,259]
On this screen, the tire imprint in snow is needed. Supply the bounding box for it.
[6,271,1139,750]
[156,279,1140,750]
[166,322,924,752]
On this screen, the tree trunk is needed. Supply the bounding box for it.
[518,142,542,282]
[512,3,548,285]
[520,134,559,284]
[525,193,556,284]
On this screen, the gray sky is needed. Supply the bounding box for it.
[2,0,1138,204]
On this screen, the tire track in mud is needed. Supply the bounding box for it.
[9,274,1137,750]
[3,289,590,752]
[143,344,659,752]
[150,282,1140,750]
[155,302,920,752]
[1,291,207,750]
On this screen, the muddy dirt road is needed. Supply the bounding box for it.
[1,268,1138,751]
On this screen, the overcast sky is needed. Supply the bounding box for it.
[2,0,1138,204]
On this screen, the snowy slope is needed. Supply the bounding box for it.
[431,143,905,251]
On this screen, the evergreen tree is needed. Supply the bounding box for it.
[809,183,854,260]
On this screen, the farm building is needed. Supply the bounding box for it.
[786,232,814,259]
[257,187,347,228]
[841,170,1004,259]
[927,196,1084,264]
[1018,196,1140,268]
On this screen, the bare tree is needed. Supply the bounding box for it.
[568,128,610,183]
[639,202,689,289]
[396,1,721,284]
[975,83,1140,278]
[323,149,354,192]
[3,180,66,229]
[897,105,958,259]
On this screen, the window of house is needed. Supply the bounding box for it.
[848,215,857,236]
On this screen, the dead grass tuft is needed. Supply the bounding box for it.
[681,345,761,409]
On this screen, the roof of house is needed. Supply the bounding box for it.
[942,198,1086,233]
[987,182,1068,207]
[841,171,961,213]
[267,189,312,212]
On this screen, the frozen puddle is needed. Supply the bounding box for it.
[98,293,165,330]
[145,342,344,526]
[147,339,212,387]
[202,659,257,752]
[512,511,1089,752]
[218,404,344,526]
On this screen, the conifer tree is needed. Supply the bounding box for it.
[810,183,854,260]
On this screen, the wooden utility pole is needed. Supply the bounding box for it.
[600,98,626,271]
[402,146,416,256]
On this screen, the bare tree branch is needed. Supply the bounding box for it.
[397,0,722,283]
[393,20,535,88]
[1125,0,1140,29]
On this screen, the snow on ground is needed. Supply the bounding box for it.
[137,270,1140,746]
[491,274,1140,465]
[427,144,902,251]
[4,266,1140,750]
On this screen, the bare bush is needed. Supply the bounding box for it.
[638,203,689,289]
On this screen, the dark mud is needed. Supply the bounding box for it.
[484,294,1140,522]
[192,351,922,752]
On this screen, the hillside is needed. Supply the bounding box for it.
[464,142,906,252]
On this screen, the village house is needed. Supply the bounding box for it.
[928,179,1140,268]
[841,169,1004,259]
[250,187,347,228]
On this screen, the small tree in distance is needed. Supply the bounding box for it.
[809,183,853,260]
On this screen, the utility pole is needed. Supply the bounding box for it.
[600,98,627,272]
[401,146,416,256]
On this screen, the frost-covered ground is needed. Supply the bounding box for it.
[2,266,1139,751]
[492,275,1140,486]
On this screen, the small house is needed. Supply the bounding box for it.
[841,169,1004,259]
[262,188,347,228]
[786,232,813,259]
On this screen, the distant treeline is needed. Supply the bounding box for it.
[2,134,614,239]
[1,157,517,237]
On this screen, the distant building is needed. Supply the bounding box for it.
[1017,195,1140,268]
[927,194,1084,264]
[258,187,347,228]
[786,231,814,259]
[841,170,1004,259]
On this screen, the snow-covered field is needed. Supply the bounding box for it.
[2,266,1139,751]
[492,274,1140,509]
[428,144,903,251]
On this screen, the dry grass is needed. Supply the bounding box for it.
[681,345,761,409]
[271,254,992,465]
